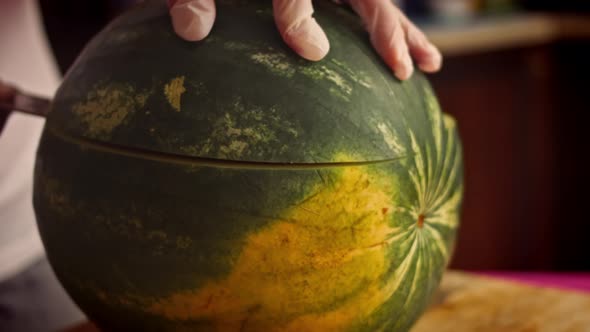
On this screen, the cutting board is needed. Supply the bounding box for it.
[411,271,590,332]
[64,271,590,332]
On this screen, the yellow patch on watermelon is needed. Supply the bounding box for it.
[72,83,150,139]
[164,76,186,111]
[144,165,403,330]
[38,177,76,217]
[250,52,296,78]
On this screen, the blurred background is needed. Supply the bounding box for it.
[38,0,590,271]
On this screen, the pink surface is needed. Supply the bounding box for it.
[475,271,590,294]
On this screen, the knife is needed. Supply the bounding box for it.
[0,84,51,133]
[0,90,51,117]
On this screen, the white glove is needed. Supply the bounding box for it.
[167,0,442,80]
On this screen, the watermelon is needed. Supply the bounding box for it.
[33,0,463,331]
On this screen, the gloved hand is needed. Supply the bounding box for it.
[168,0,442,80]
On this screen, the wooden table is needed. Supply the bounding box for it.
[412,271,590,332]
[65,271,590,332]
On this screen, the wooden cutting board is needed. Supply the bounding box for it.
[64,271,590,332]
[411,271,590,332]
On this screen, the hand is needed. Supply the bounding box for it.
[167,0,442,80]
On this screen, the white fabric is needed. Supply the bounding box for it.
[0,0,61,281]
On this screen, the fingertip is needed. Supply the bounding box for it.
[283,17,330,61]
[169,0,216,42]
[405,23,443,73]
[418,56,442,73]
[416,45,442,73]
[289,37,330,62]
[386,33,414,80]
[296,42,330,62]
[394,58,414,81]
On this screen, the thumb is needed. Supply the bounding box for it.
[168,0,216,41]
[273,0,330,61]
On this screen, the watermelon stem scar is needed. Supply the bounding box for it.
[417,214,425,228]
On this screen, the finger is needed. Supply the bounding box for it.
[168,0,216,42]
[349,0,414,80]
[403,18,442,73]
[273,0,330,61]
